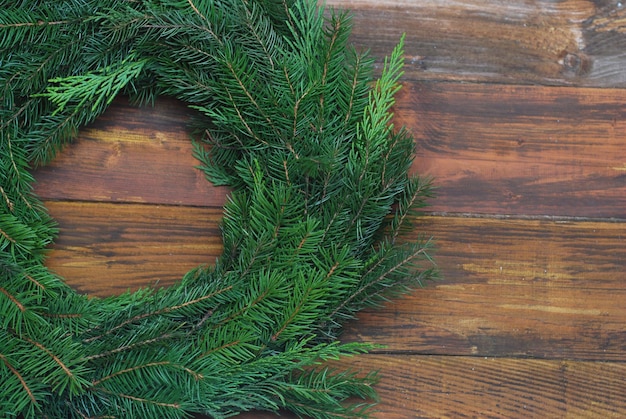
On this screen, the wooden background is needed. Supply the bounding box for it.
[31,0,626,417]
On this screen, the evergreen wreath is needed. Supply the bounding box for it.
[0,0,437,417]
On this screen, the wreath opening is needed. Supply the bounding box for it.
[35,96,227,297]
[0,1,437,418]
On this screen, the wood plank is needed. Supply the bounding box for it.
[33,97,228,207]
[33,85,626,218]
[228,355,626,418]
[43,201,223,296]
[327,0,626,87]
[579,4,626,86]
[329,355,626,418]
[43,200,626,360]
[402,82,626,217]
[342,216,626,360]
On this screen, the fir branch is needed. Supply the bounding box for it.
[327,240,434,324]
[36,56,147,116]
[186,0,207,22]
[0,286,25,312]
[199,339,243,359]
[0,19,70,28]
[391,176,435,243]
[0,0,437,417]
[96,386,186,418]
[83,331,180,362]
[0,354,37,404]
[20,335,74,378]
[92,361,172,386]
[0,186,12,213]
[82,285,233,344]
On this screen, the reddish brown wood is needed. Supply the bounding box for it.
[328,0,626,87]
[401,82,626,217]
[325,355,626,418]
[34,97,228,207]
[33,86,626,218]
[342,216,626,360]
[44,202,626,361]
[44,201,223,295]
[28,1,626,415]
[231,355,626,418]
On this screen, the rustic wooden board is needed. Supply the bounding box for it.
[327,0,626,87]
[43,201,223,295]
[332,355,626,418]
[42,200,626,361]
[231,354,626,418]
[402,82,626,217]
[34,86,626,218]
[27,2,626,415]
[342,216,626,360]
[33,98,228,207]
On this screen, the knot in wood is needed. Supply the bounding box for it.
[561,51,591,77]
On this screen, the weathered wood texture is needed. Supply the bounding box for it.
[34,99,228,207]
[332,355,626,418]
[36,83,626,218]
[30,0,626,417]
[327,0,626,86]
[43,202,223,295]
[342,216,626,361]
[403,82,626,217]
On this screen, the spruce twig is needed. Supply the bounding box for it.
[0,1,437,417]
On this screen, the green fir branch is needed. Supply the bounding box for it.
[0,0,437,417]
[35,56,148,116]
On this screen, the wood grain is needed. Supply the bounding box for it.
[34,97,228,207]
[402,82,626,217]
[42,202,626,361]
[43,201,223,295]
[230,355,626,419]
[34,85,626,218]
[327,0,626,87]
[342,216,626,360]
[329,355,626,418]
[27,2,626,416]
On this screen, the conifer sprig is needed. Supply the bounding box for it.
[0,0,437,417]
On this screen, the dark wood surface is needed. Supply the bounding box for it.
[31,1,626,417]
